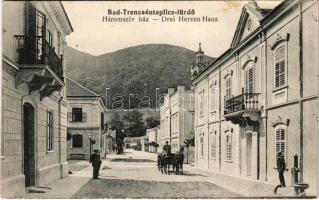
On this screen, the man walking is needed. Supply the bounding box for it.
[274,152,286,194]
[90,149,102,179]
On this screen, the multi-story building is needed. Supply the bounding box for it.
[160,86,195,153]
[192,0,318,194]
[66,78,106,160]
[1,1,73,197]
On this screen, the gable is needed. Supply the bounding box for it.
[231,2,270,48]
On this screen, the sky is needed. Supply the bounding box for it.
[63,1,280,58]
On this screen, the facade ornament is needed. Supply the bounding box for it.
[271,33,290,50]
[271,115,290,127]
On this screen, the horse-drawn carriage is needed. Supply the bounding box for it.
[157,151,184,175]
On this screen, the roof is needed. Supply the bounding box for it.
[66,77,99,98]
[192,1,285,83]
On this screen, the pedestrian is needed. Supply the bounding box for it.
[274,152,286,194]
[89,149,102,179]
[179,145,184,155]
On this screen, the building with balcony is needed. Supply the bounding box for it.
[159,86,195,153]
[192,0,318,195]
[66,78,106,160]
[1,1,73,197]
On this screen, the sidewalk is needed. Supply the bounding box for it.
[24,161,92,199]
[184,164,317,198]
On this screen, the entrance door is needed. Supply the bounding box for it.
[246,133,252,176]
[23,103,36,187]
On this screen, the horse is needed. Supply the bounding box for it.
[158,151,175,174]
[172,151,184,175]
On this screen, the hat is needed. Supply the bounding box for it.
[93,149,99,153]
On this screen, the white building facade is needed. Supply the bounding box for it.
[1,1,73,197]
[160,86,195,153]
[66,78,106,160]
[192,0,318,195]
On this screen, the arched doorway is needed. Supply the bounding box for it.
[23,103,36,187]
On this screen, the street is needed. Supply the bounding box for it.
[72,149,238,198]
[24,149,300,199]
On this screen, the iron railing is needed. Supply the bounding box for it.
[224,91,260,115]
[14,35,64,81]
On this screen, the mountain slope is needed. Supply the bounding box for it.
[65,44,214,108]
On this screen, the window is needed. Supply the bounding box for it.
[275,126,286,161]
[199,91,204,116]
[225,77,232,98]
[47,30,53,47]
[225,132,232,161]
[210,85,216,112]
[199,135,204,157]
[210,132,216,159]
[100,112,104,130]
[36,10,45,61]
[72,135,83,148]
[245,63,254,94]
[274,44,286,88]
[69,108,86,122]
[47,112,53,151]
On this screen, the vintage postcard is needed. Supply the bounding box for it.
[1,0,318,198]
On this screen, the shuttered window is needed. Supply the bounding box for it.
[211,132,216,159]
[210,85,216,111]
[199,91,204,116]
[225,132,232,161]
[225,77,232,98]
[274,45,286,88]
[245,66,254,94]
[275,127,286,161]
[68,108,87,122]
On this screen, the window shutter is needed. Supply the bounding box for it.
[275,45,286,88]
[275,128,286,160]
[245,67,254,94]
[82,113,87,122]
[67,112,72,122]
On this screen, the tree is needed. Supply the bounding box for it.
[145,117,160,129]
[109,112,124,130]
[122,110,146,137]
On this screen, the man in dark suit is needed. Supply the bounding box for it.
[163,141,171,156]
[274,152,286,194]
[90,149,102,179]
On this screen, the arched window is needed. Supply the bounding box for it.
[72,134,83,148]
[275,125,286,161]
[244,62,254,94]
[274,44,286,89]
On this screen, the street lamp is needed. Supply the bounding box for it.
[88,133,92,157]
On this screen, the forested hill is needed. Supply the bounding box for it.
[65,44,214,108]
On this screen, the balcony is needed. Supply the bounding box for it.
[15,35,63,80]
[224,92,261,128]
[14,35,64,100]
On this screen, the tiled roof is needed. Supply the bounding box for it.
[66,77,99,97]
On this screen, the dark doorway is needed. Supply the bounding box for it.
[23,103,36,187]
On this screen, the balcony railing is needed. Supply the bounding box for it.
[224,92,260,115]
[14,35,64,81]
